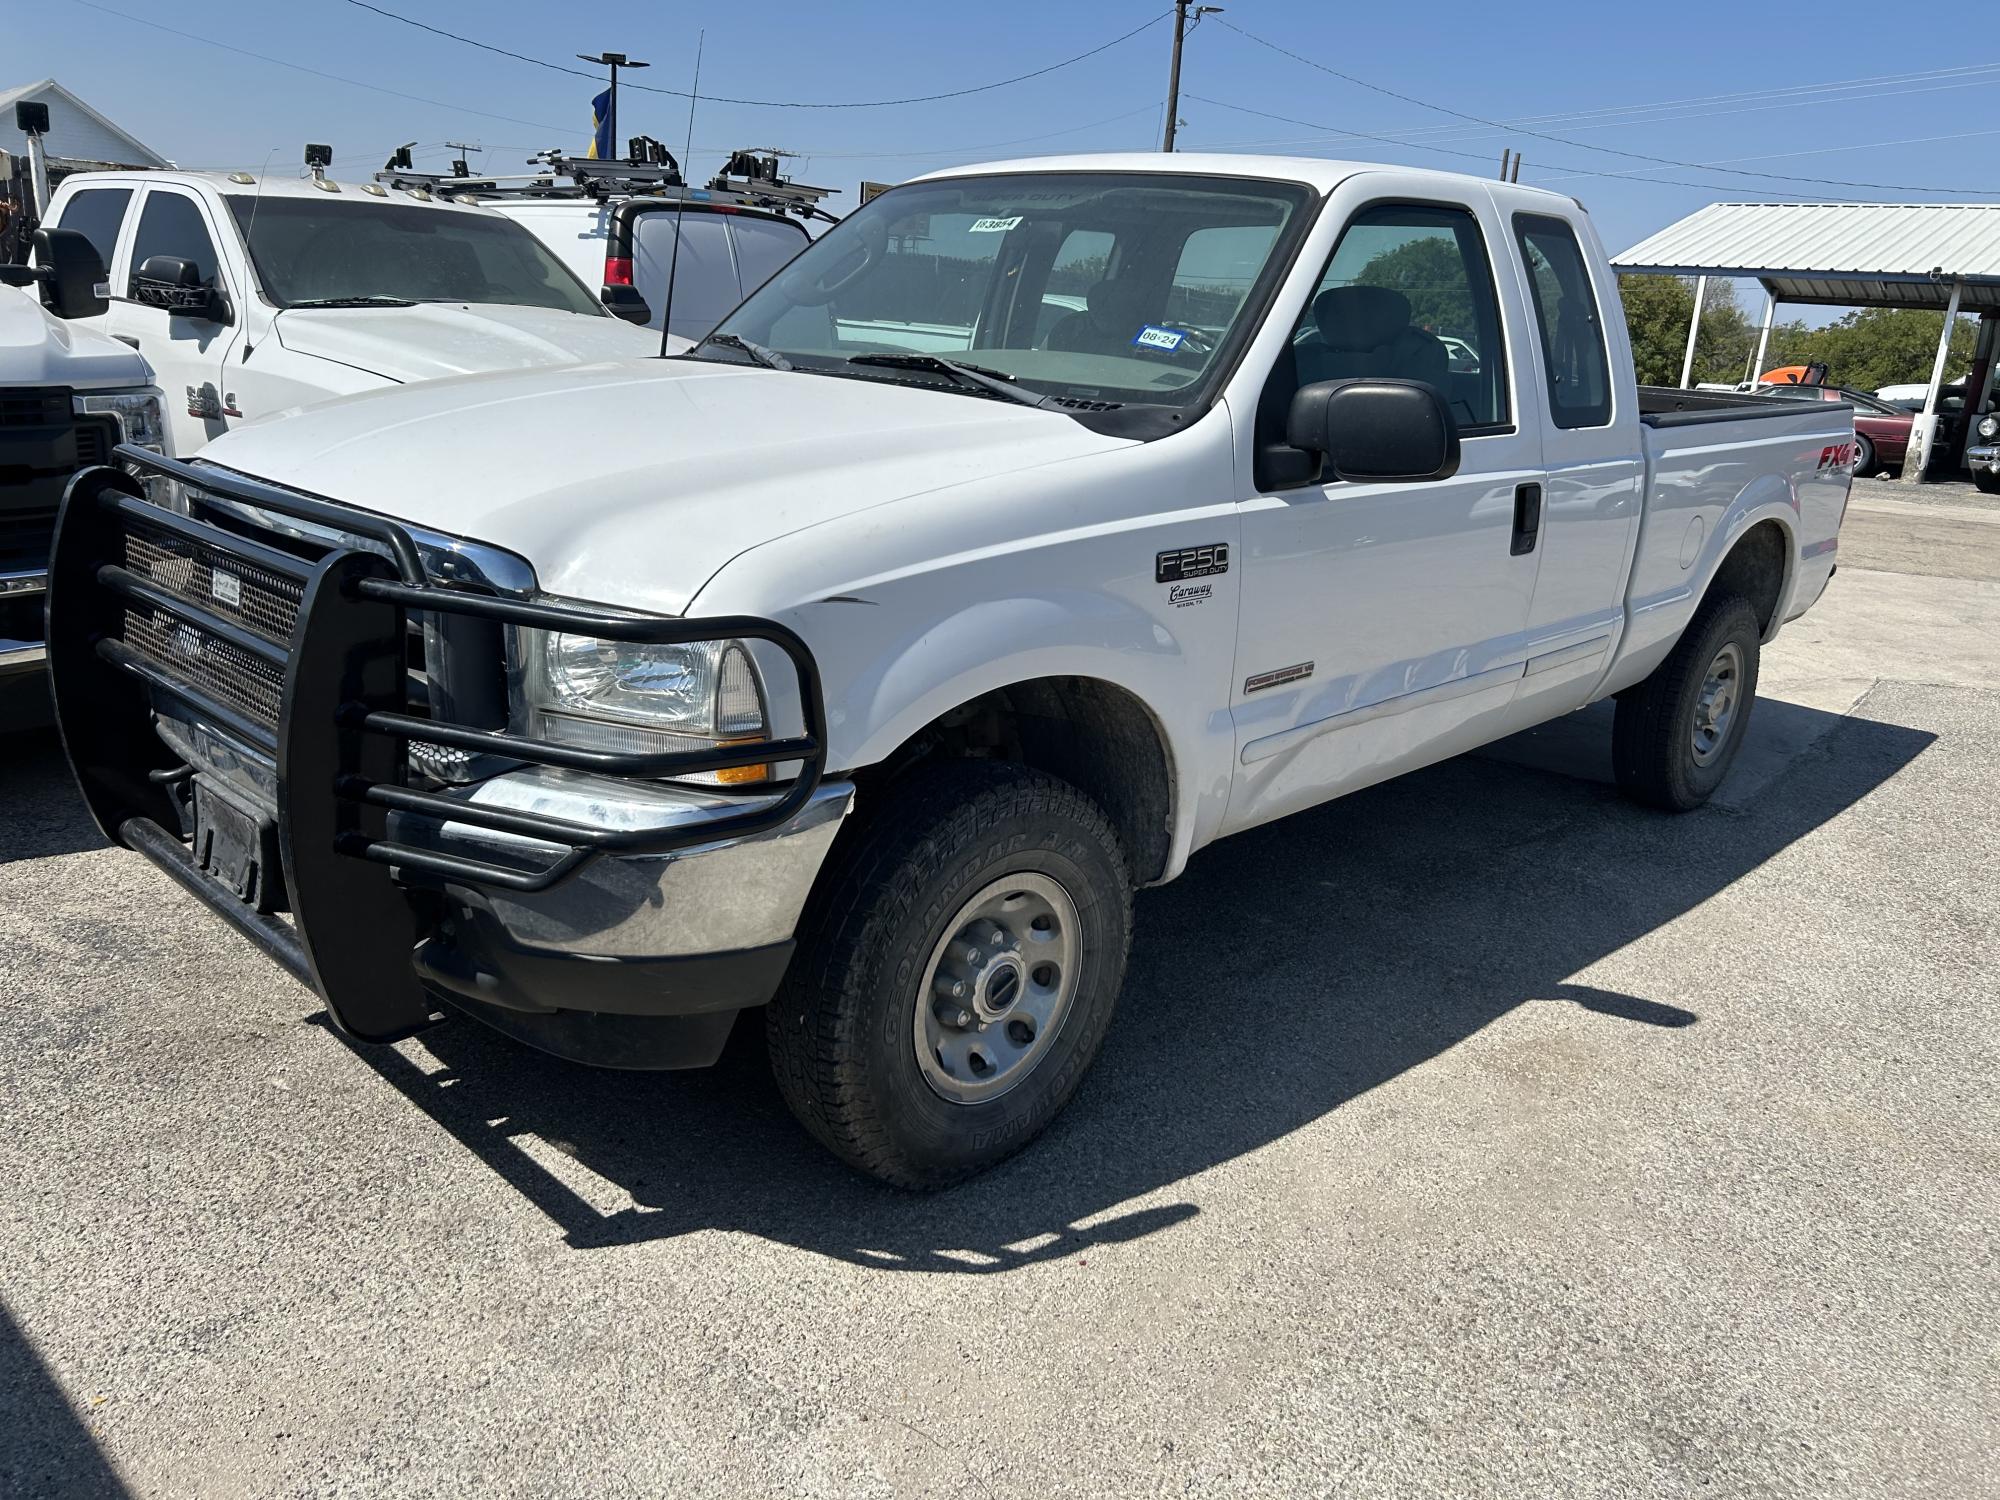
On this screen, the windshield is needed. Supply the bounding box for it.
[225,195,604,316]
[700,171,1311,408]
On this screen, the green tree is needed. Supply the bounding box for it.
[1358,236,1477,339]
[1762,307,1979,392]
[1617,273,1760,387]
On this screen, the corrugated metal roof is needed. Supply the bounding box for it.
[1614,201,2000,312]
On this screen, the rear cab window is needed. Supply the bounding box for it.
[1514,213,1612,429]
[53,186,133,273]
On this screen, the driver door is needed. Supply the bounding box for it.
[1224,194,1546,835]
[102,186,243,455]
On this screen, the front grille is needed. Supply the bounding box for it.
[0,506,58,572]
[74,417,118,467]
[120,601,287,728]
[0,389,67,428]
[122,514,304,643]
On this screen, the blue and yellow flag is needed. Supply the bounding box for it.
[588,88,613,160]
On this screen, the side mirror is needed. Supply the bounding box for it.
[31,227,109,320]
[601,283,652,325]
[1287,378,1461,484]
[134,255,229,323]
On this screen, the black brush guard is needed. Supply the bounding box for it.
[48,449,827,1043]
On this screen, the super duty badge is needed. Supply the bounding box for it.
[1157,543,1229,583]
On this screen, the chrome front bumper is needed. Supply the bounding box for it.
[1967,442,1998,476]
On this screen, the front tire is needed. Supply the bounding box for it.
[1975,468,2000,496]
[1613,594,1762,811]
[767,762,1133,1189]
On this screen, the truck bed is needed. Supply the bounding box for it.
[1604,385,1853,694]
[1636,384,1851,426]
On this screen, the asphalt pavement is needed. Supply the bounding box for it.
[2,487,1995,1498]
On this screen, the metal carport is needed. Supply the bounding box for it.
[1614,201,2000,482]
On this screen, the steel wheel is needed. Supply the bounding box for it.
[914,872,1079,1105]
[1690,641,1743,766]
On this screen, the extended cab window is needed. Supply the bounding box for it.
[1293,203,1508,430]
[127,190,221,297]
[1514,214,1611,429]
[55,187,132,271]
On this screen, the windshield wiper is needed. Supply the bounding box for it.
[283,295,419,309]
[843,352,1052,409]
[694,332,794,371]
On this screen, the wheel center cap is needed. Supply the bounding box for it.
[973,955,1024,1021]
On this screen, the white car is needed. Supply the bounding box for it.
[490,196,811,346]
[42,169,663,457]
[48,153,1853,1186]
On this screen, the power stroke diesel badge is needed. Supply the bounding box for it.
[1156,543,1229,583]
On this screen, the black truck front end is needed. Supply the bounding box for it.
[48,448,846,1066]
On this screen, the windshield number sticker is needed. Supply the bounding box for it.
[969,216,1023,233]
[1133,325,1186,353]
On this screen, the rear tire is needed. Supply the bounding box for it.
[1613,594,1761,811]
[767,761,1132,1189]
[1851,431,1874,477]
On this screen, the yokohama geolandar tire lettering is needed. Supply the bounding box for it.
[765,761,1133,1189]
[1612,593,1762,811]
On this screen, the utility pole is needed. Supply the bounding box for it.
[1161,3,1224,152]
[577,50,650,161]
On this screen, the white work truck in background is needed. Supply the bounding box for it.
[2,228,169,726]
[49,154,1851,1187]
[41,166,664,458]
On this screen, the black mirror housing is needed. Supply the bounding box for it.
[31,228,109,320]
[601,283,652,325]
[134,255,229,322]
[1287,378,1461,484]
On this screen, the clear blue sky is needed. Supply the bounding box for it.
[16,0,2000,318]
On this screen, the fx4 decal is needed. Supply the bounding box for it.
[1817,442,1856,471]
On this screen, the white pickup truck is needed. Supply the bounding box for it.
[48,154,1851,1186]
[2,229,171,725]
[42,168,664,459]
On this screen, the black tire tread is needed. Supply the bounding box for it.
[767,760,1131,1189]
[1612,592,1761,812]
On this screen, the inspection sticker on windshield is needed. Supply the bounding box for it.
[968,216,1023,233]
[1132,325,1186,353]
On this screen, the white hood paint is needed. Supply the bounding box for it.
[1,287,156,391]
[195,359,1130,612]
[270,302,672,385]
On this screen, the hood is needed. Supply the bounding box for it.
[270,301,673,384]
[0,286,157,390]
[194,358,1130,613]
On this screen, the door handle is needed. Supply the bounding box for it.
[1511,482,1542,556]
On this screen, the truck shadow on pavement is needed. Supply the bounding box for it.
[329,695,1934,1271]
[0,731,106,865]
[0,1303,133,1499]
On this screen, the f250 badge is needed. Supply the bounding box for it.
[1156,543,1229,583]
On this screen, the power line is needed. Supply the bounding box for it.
[1180,95,1886,202]
[65,0,573,137]
[339,1,1171,109]
[1216,18,1995,196]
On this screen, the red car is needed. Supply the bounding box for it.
[1755,384,1910,476]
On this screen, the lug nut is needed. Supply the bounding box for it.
[934,976,967,1001]
[933,999,972,1029]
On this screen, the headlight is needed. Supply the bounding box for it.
[523,632,772,784]
[1979,414,1998,442]
[79,390,166,450]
